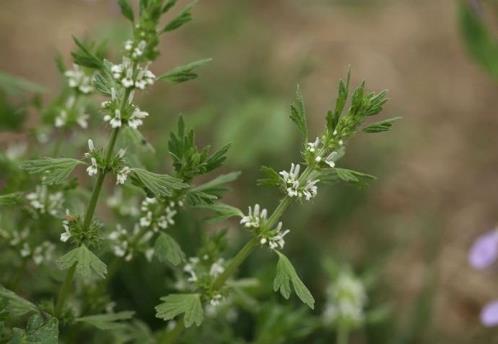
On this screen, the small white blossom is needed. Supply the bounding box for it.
[324,151,339,168]
[108,224,129,258]
[20,243,31,257]
[87,157,98,176]
[260,222,290,250]
[116,166,131,185]
[210,294,223,306]
[184,257,200,283]
[306,137,320,153]
[128,107,149,129]
[209,258,225,277]
[32,241,55,265]
[26,186,64,216]
[279,163,319,201]
[240,204,267,229]
[55,110,68,128]
[64,65,93,94]
[302,179,319,201]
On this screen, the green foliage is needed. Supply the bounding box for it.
[154,232,186,266]
[193,202,243,221]
[130,168,188,197]
[118,0,135,22]
[257,166,282,187]
[10,313,59,344]
[71,37,105,70]
[56,245,107,280]
[459,2,498,79]
[327,70,350,132]
[158,58,212,83]
[363,116,402,133]
[321,167,376,187]
[289,85,308,140]
[0,71,46,96]
[187,172,241,205]
[162,1,197,33]
[155,294,204,327]
[168,116,230,181]
[20,158,83,185]
[76,311,135,330]
[273,251,315,309]
[0,285,38,317]
[0,193,23,206]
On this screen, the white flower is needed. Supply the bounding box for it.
[20,243,31,257]
[209,258,225,277]
[279,163,302,198]
[55,110,68,128]
[124,40,133,51]
[306,137,320,153]
[88,139,95,152]
[26,186,63,215]
[87,157,98,176]
[260,222,290,250]
[32,241,55,265]
[324,151,339,168]
[302,179,319,201]
[108,225,129,258]
[210,294,223,306]
[184,257,200,283]
[240,204,267,229]
[64,65,93,94]
[109,110,122,128]
[145,248,154,261]
[128,107,149,129]
[116,166,131,185]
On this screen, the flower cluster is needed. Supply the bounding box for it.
[26,185,64,216]
[124,40,147,60]
[240,204,267,229]
[84,139,100,177]
[139,197,180,233]
[54,96,89,129]
[0,228,55,265]
[323,271,367,328]
[279,163,319,201]
[101,89,149,129]
[111,57,155,90]
[108,224,154,261]
[305,136,341,168]
[64,64,93,94]
[260,222,290,250]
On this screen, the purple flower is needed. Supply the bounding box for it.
[469,230,498,269]
[481,300,498,327]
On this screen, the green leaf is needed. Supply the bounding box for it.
[162,0,178,13]
[158,58,212,83]
[131,168,189,198]
[0,193,23,206]
[459,3,498,79]
[56,245,107,280]
[154,233,186,266]
[0,285,38,317]
[257,166,282,187]
[118,0,134,21]
[0,71,46,96]
[334,168,376,184]
[193,202,243,222]
[71,37,104,69]
[289,84,308,140]
[162,1,197,33]
[25,313,58,343]
[205,144,230,173]
[363,116,401,133]
[77,311,134,330]
[20,158,83,185]
[273,251,314,309]
[327,70,350,131]
[155,294,203,327]
[191,172,240,193]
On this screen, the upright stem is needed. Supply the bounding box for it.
[337,325,349,344]
[54,263,76,318]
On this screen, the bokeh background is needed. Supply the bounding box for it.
[1,0,498,342]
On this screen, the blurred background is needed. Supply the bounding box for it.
[1,0,498,342]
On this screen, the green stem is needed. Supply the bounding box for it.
[211,236,259,291]
[161,320,185,344]
[337,325,349,344]
[211,166,313,292]
[54,263,76,318]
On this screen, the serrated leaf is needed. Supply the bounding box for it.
[334,168,376,184]
[154,233,186,266]
[0,285,38,317]
[0,193,23,206]
[289,84,308,140]
[56,245,107,280]
[191,171,240,193]
[257,166,282,187]
[77,311,134,330]
[205,144,230,172]
[327,70,350,131]
[71,37,104,69]
[273,251,314,309]
[162,0,178,13]
[131,168,189,198]
[158,58,212,83]
[162,1,197,33]
[118,0,134,21]
[193,202,243,222]
[20,158,83,185]
[156,294,203,327]
[363,116,401,133]
[25,313,58,343]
